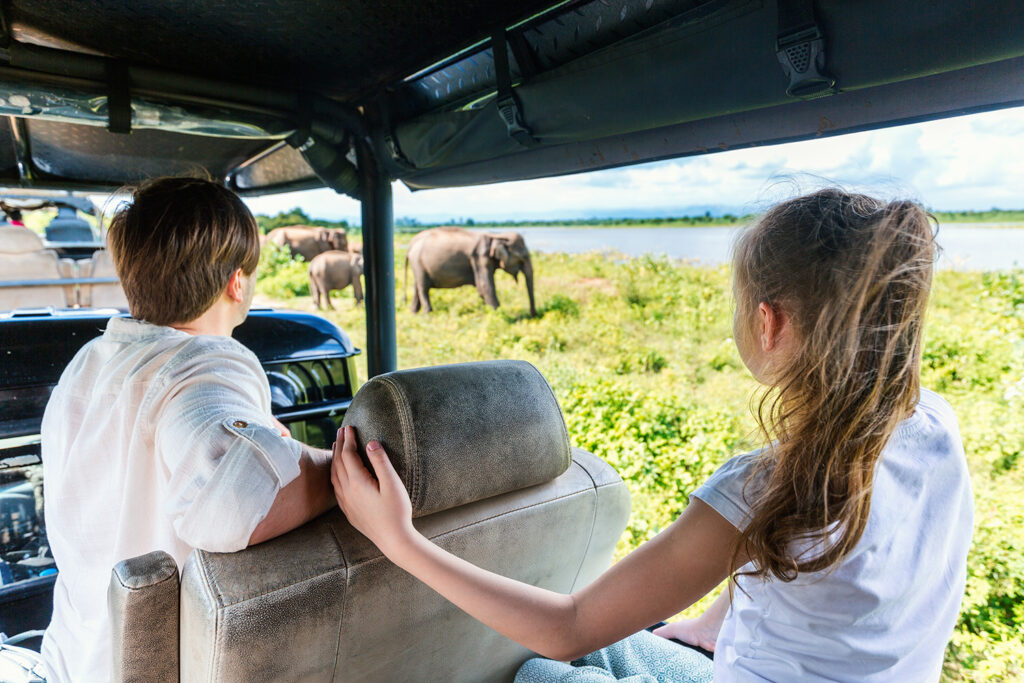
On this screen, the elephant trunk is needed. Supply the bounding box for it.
[523,259,537,317]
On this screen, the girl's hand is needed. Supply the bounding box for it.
[331,425,418,557]
[653,617,719,653]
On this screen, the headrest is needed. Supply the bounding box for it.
[0,225,45,253]
[341,360,571,517]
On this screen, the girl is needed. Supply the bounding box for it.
[330,189,973,681]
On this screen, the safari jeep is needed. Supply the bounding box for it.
[0,1,1021,680]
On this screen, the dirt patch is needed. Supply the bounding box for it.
[574,277,618,300]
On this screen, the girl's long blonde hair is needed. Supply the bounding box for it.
[732,189,937,581]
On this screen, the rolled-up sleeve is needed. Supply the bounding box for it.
[151,339,302,552]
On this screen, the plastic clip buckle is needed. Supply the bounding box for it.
[776,26,836,99]
[496,93,537,146]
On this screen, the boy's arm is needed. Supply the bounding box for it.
[248,443,334,545]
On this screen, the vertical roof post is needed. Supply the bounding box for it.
[355,137,397,377]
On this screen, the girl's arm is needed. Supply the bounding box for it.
[331,426,741,661]
[653,585,732,652]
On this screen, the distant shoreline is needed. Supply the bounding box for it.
[440,220,1024,231]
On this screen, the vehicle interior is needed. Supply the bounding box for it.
[0,0,1021,680]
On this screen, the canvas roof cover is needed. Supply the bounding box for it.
[0,0,1020,196]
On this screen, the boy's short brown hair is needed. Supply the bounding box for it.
[107,177,260,325]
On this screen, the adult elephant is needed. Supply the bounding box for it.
[404,227,536,316]
[264,225,347,261]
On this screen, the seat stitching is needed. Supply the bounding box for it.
[200,553,226,610]
[192,554,220,683]
[116,566,177,591]
[346,481,594,570]
[568,461,600,592]
[377,375,420,511]
[214,566,349,608]
[326,521,349,682]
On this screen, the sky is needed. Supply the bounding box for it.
[243,106,1024,225]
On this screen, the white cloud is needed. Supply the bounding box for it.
[244,106,1024,222]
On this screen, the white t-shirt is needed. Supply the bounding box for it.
[692,388,972,682]
[39,317,304,683]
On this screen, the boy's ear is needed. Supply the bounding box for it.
[226,268,245,303]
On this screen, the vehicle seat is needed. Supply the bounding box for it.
[45,206,95,243]
[108,360,631,682]
[79,249,128,309]
[0,225,76,309]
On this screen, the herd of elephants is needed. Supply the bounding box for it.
[261,225,537,316]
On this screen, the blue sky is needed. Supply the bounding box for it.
[244,106,1024,224]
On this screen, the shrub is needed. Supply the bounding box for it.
[256,243,309,298]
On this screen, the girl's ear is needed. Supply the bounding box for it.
[758,301,789,352]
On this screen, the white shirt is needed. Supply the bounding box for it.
[692,388,973,682]
[39,317,303,683]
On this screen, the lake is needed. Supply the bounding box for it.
[474,224,1024,270]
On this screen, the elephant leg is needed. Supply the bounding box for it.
[481,269,500,309]
[325,287,335,310]
[411,269,432,313]
[352,275,364,304]
[417,281,433,313]
[310,276,321,310]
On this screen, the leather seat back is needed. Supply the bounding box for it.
[0,225,75,309]
[80,249,129,309]
[142,360,629,682]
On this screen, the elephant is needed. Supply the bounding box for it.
[404,227,536,316]
[264,225,347,261]
[309,249,363,309]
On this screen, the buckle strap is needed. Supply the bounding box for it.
[106,61,132,134]
[775,0,836,99]
[491,29,539,147]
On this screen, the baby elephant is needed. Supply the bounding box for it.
[309,250,364,310]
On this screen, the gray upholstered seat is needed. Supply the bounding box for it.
[0,225,76,309]
[79,249,128,309]
[109,360,630,682]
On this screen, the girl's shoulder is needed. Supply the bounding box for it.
[690,449,767,530]
[890,387,962,450]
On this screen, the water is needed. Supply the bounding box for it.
[475,224,1024,270]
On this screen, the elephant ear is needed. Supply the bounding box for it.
[489,238,510,267]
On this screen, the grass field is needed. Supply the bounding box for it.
[258,243,1024,680]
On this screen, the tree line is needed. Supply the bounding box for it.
[255,207,1024,233]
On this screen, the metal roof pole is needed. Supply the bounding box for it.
[355,137,397,377]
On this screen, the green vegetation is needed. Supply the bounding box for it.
[255,207,351,234]
[934,209,1024,224]
[256,243,309,298]
[258,244,1023,680]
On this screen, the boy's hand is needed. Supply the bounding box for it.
[653,618,719,653]
[271,416,291,438]
[331,425,417,557]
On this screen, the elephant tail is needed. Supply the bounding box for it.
[403,252,409,304]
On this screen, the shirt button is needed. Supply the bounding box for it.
[233,420,248,428]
